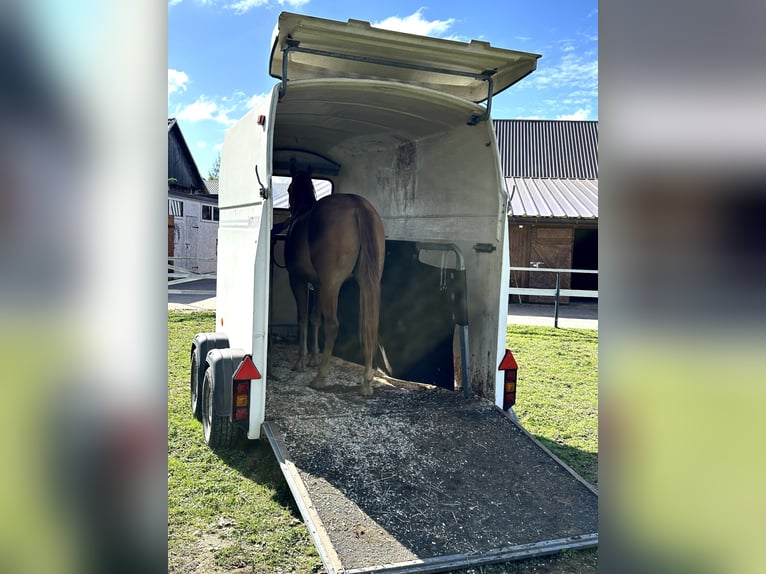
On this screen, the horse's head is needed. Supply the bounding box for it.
[287,166,317,216]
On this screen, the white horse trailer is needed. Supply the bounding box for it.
[189,12,597,573]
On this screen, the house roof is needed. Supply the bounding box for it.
[204,179,219,194]
[493,119,598,220]
[168,118,207,193]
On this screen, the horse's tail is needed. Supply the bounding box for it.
[355,205,384,365]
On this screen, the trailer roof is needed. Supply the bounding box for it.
[270,12,540,104]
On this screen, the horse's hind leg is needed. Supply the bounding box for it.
[309,283,341,390]
[289,277,309,372]
[308,286,322,367]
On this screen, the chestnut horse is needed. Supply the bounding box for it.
[283,169,385,396]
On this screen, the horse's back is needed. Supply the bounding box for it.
[310,194,383,239]
[309,193,385,280]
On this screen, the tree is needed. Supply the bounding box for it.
[207,153,221,180]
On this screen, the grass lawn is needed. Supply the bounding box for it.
[168,312,597,573]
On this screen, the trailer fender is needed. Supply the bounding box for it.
[205,347,247,417]
[190,333,230,419]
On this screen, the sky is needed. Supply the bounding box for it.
[168,0,598,178]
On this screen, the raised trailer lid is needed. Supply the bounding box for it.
[263,344,598,573]
[270,12,541,104]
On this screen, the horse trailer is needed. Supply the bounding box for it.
[189,12,597,572]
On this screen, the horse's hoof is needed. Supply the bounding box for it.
[359,383,373,397]
[309,375,329,390]
[308,354,320,367]
[292,357,307,371]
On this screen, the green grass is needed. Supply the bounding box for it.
[168,311,322,573]
[168,312,597,573]
[506,325,599,486]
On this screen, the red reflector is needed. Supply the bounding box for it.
[235,407,248,421]
[257,114,266,125]
[233,355,261,380]
[235,382,249,395]
[498,349,518,371]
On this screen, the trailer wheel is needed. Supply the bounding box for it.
[201,368,237,449]
[190,351,202,420]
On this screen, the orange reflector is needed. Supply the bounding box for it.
[235,395,248,407]
[233,355,261,380]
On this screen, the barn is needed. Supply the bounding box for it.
[167,118,219,274]
[494,119,598,303]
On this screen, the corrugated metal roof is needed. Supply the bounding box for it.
[204,179,219,194]
[506,177,598,219]
[493,119,598,179]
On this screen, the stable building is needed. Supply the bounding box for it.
[494,119,598,303]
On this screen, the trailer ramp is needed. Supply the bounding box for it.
[264,343,597,573]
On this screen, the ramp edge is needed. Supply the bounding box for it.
[263,422,344,574]
[344,533,599,574]
[498,406,599,496]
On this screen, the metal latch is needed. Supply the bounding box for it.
[473,243,497,253]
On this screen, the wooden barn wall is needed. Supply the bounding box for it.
[508,223,574,304]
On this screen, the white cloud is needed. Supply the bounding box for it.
[246,92,271,109]
[168,0,183,6]
[197,141,207,148]
[373,8,455,37]
[529,52,598,95]
[557,108,592,121]
[227,0,269,14]
[175,96,236,125]
[227,0,308,14]
[214,143,223,151]
[168,69,190,96]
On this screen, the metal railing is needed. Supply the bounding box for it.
[168,257,217,296]
[509,266,598,328]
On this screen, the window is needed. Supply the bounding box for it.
[202,205,219,221]
[169,199,183,217]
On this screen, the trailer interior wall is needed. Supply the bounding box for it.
[272,79,508,398]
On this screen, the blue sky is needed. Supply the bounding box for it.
[169,0,598,177]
